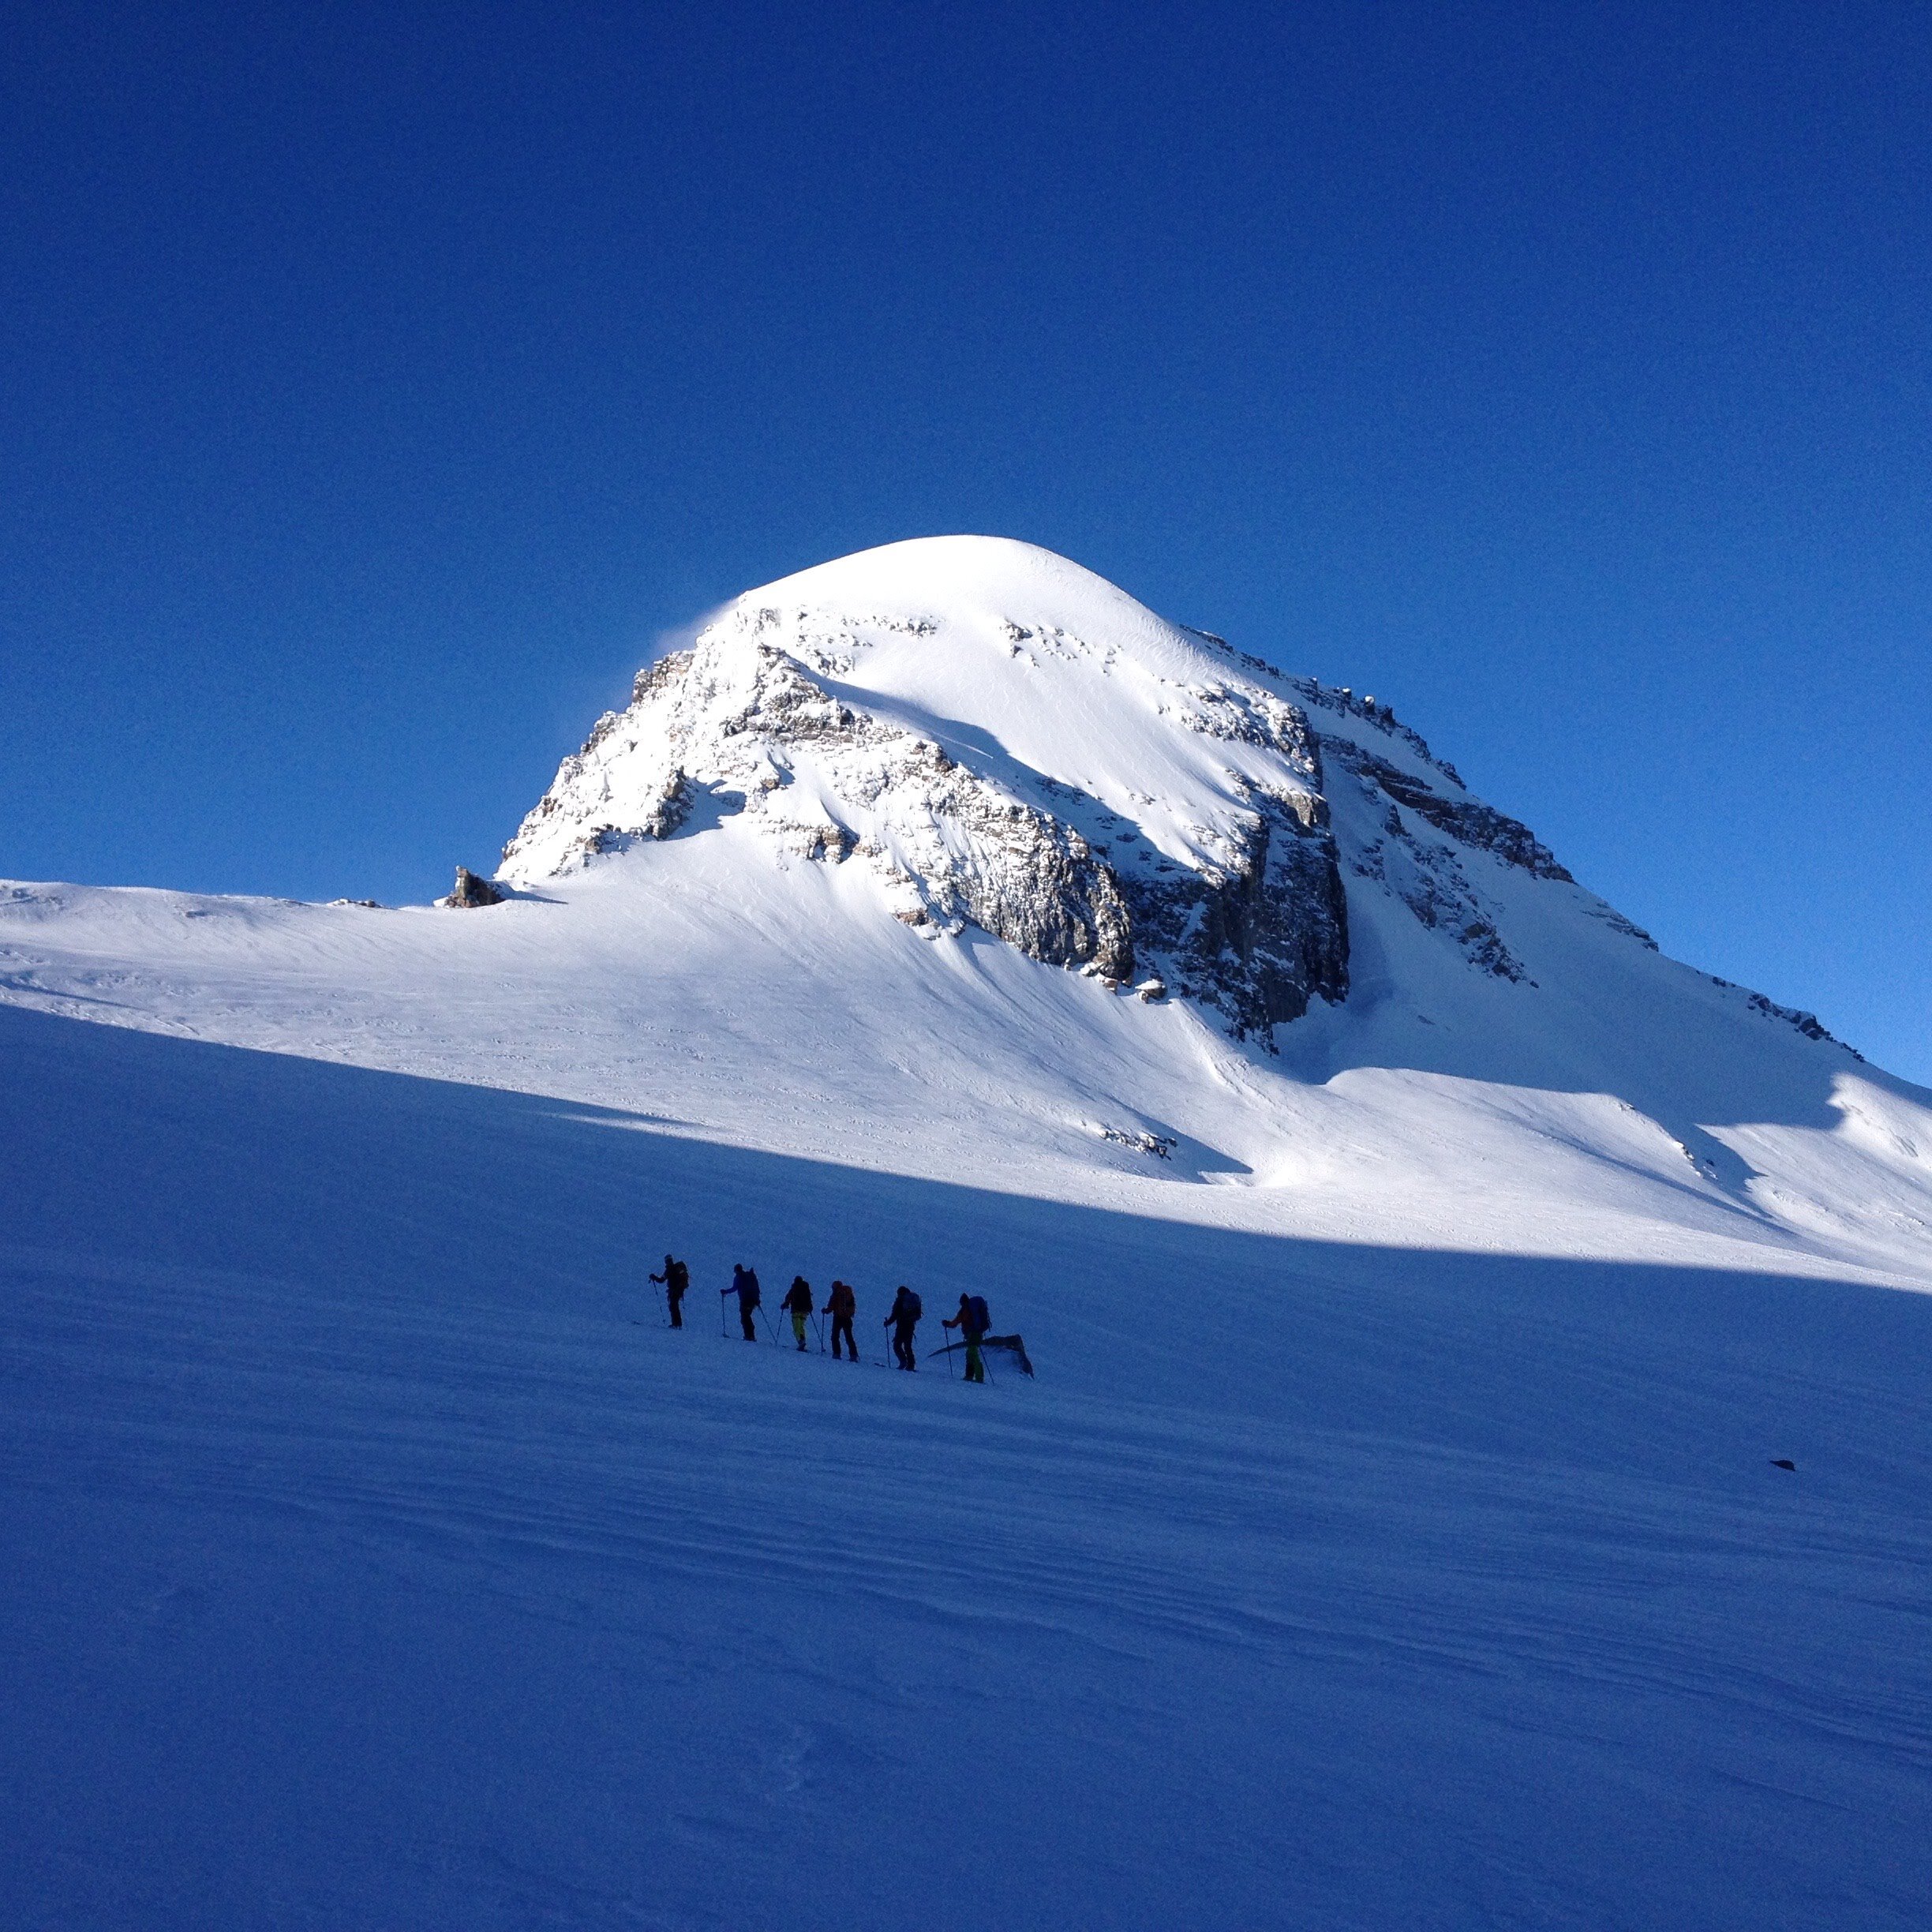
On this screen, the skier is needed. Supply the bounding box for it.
[724,1263,761,1341]
[826,1279,858,1361]
[884,1284,922,1370]
[944,1291,990,1383]
[650,1253,690,1328]
[781,1275,814,1351]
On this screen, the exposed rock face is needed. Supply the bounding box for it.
[1346,811,1530,983]
[1324,741,1571,882]
[1108,784,1349,1035]
[441,867,504,909]
[1175,628,1585,991]
[1708,977,1863,1058]
[507,626,1139,977]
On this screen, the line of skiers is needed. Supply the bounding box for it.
[650,1254,1017,1381]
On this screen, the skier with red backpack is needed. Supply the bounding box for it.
[826,1279,858,1360]
[943,1291,991,1383]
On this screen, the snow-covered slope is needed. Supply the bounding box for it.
[4,537,1928,1283]
[5,537,1932,1928]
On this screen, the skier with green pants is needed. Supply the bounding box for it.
[781,1275,814,1351]
[944,1292,990,1383]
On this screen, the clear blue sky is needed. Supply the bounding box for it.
[4,2,1927,1081]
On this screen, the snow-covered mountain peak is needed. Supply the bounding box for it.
[503,539,1365,1030]
[497,536,1597,1043]
[746,534,1178,643]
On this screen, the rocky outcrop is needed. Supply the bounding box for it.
[1159,631,1563,998]
[918,775,1134,978]
[1324,742,1571,882]
[440,867,504,909]
[1188,629,1468,784]
[1349,820,1530,983]
[1708,976,1863,1059]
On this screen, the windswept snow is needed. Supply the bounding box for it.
[3,536,1930,1927]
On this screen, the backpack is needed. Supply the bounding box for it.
[668,1261,688,1293]
[966,1294,990,1336]
[902,1290,923,1322]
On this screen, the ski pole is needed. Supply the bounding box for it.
[720,1290,728,1340]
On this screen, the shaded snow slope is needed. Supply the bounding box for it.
[5,1005,1930,1930]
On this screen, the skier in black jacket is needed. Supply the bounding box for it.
[781,1275,814,1350]
[884,1285,922,1370]
[650,1254,689,1327]
[724,1264,761,1341]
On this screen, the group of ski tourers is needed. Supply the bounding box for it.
[649,1255,1032,1380]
